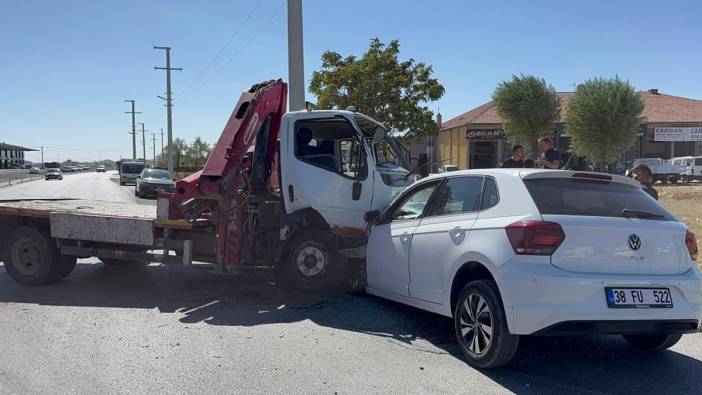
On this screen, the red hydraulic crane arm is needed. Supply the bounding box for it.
[171,80,288,204]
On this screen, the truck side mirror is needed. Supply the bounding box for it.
[352,181,362,201]
[364,210,380,224]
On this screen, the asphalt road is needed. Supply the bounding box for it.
[0,170,154,204]
[1,172,701,394]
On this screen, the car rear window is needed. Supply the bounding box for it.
[122,163,145,174]
[523,178,675,221]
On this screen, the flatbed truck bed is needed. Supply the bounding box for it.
[0,198,197,285]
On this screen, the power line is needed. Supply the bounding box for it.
[178,1,285,103]
[177,0,265,97]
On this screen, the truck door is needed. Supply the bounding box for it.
[281,114,373,229]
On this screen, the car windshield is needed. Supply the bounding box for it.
[524,178,675,221]
[47,169,59,173]
[143,170,171,180]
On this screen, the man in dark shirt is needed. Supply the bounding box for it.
[631,164,658,200]
[501,145,525,168]
[535,137,561,169]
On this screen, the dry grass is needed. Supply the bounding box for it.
[657,182,702,268]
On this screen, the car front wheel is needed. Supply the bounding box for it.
[454,279,519,368]
[622,334,682,351]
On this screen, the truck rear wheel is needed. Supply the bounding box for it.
[277,229,347,293]
[2,226,77,286]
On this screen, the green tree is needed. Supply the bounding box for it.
[309,38,445,140]
[183,137,211,169]
[566,77,644,170]
[492,74,561,154]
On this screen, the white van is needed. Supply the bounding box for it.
[119,161,146,185]
[682,156,702,182]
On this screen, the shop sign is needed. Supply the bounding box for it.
[467,129,504,139]
[654,127,702,141]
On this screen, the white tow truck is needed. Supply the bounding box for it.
[0,80,413,292]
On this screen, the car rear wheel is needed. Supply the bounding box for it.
[454,280,519,368]
[622,334,682,351]
[2,226,76,285]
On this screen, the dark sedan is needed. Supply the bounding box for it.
[135,169,175,198]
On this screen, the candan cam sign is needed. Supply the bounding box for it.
[654,127,702,142]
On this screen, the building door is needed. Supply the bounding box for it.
[469,141,496,168]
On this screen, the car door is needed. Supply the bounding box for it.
[408,176,485,304]
[366,181,441,297]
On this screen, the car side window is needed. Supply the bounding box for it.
[386,182,439,222]
[426,177,484,217]
[480,177,499,210]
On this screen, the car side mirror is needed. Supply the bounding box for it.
[364,210,381,224]
[352,181,362,201]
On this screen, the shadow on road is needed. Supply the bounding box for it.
[0,261,700,393]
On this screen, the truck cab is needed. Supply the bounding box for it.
[164,80,414,292]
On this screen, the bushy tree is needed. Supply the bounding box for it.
[492,75,561,154]
[566,77,644,169]
[309,38,444,140]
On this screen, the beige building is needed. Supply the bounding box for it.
[436,89,702,170]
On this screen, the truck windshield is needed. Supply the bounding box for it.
[353,114,410,170]
[122,163,145,174]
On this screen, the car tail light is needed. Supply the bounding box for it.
[686,229,698,261]
[505,221,565,255]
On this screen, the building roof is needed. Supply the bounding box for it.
[0,143,37,151]
[441,90,702,130]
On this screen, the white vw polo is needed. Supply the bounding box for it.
[365,169,701,368]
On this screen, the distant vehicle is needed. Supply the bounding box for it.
[135,169,175,198]
[45,168,63,181]
[119,161,146,185]
[22,164,33,169]
[96,165,106,173]
[29,166,40,174]
[9,163,22,169]
[60,165,74,172]
[437,164,460,173]
[681,156,702,183]
[632,158,680,184]
[44,162,60,169]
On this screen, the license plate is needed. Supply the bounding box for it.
[605,287,673,308]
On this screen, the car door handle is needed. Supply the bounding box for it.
[448,226,467,237]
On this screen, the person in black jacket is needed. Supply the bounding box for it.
[501,145,525,168]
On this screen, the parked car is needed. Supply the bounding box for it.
[29,166,40,174]
[365,169,701,368]
[135,169,175,198]
[44,168,63,180]
[60,165,74,172]
[437,164,459,173]
[96,165,106,173]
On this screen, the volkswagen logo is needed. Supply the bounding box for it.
[628,234,642,251]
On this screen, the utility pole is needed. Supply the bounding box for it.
[138,122,148,161]
[124,100,140,160]
[160,128,165,164]
[154,46,182,175]
[40,146,44,168]
[287,0,305,111]
[151,132,156,165]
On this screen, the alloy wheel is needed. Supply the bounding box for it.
[459,293,493,355]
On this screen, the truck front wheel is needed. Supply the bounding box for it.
[2,226,77,286]
[277,230,346,293]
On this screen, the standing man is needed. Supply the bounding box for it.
[535,137,561,169]
[501,145,525,168]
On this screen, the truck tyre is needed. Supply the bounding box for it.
[622,334,682,351]
[682,175,690,183]
[277,229,347,293]
[2,226,77,286]
[670,176,679,184]
[454,280,519,369]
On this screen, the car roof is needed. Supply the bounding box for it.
[420,168,640,188]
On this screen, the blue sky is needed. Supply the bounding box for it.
[2,0,701,162]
